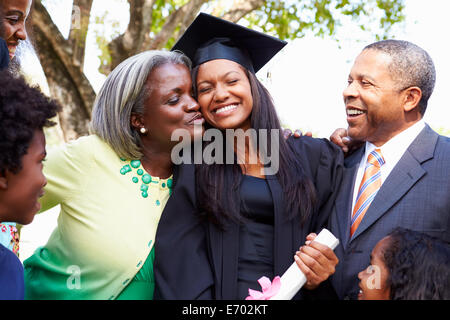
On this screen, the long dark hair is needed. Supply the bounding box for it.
[383,228,450,300]
[192,65,317,227]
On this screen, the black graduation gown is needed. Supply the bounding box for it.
[154,136,344,300]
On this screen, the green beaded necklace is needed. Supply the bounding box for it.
[119,158,173,202]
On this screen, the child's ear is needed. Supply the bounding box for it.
[0,174,7,190]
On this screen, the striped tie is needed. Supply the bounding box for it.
[350,149,385,237]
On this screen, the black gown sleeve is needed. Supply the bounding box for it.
[287,136,344,232]
[287,136,344,300]
[153,164,214,299]
[310,137,344,233]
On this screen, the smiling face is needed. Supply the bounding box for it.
[357,236,391,300]
[196,59,253,131]
[133,63,203,150]
[0,130,47,225]
[344,49,410,146]
[1,0,32,59]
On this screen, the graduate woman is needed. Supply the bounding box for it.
[154,13,343,300]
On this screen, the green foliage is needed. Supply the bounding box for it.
[150,0,191,48]
[244,0,405,41]
[90,0,405,67]
[93,13,112,73]
[375,0,405,40]
[92,10,122,74]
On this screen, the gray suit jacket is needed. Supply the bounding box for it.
[329,124,450,299]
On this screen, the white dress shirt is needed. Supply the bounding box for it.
[351,120,426,213]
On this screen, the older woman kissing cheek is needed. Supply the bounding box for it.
[23,50,203,300]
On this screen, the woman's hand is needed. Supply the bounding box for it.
[329,128,352,153]
[282,128,313,140]
[329,128,364,154]
[294,233,339,290]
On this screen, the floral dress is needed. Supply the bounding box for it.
[0,222,20,257]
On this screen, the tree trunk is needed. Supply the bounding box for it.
[219,0,265,22]
[32,0,96,141]
[108,0,208,72]
[68,0,94,70]
[107,0,158,74]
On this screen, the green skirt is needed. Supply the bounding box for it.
[116,248,155,300]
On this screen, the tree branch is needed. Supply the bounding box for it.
[146,0,208,50]
[123,0,156,51]
[107,0,156,72]
[171,0,207,44]
[220,0,265,22]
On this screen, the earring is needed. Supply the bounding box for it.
[140,127,147,134]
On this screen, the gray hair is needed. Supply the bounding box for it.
[364,40,436,115]
[90,50,191,159]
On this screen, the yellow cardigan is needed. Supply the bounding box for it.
[24,135,171,299]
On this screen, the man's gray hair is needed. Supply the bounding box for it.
[364,40,435,115]
[90,50,191,160]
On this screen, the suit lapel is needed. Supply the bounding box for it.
[350,125,438,241]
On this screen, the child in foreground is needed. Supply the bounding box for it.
[358,227,450,300]
[0,70,59,299]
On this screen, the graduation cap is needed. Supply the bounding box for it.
[0,39,9,71]
[172,13,287,73]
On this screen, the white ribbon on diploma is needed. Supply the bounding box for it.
[269,228,339,300]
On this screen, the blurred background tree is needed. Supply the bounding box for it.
[30,0,405,141]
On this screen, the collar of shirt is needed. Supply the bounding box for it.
[351,120,425,212]
[364,119,425,182]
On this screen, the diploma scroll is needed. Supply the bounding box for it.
[269,228,339,300]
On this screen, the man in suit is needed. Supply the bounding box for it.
[328,39,450,300]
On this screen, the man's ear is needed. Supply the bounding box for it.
[403,86,422,113]
[130,113,144,131]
